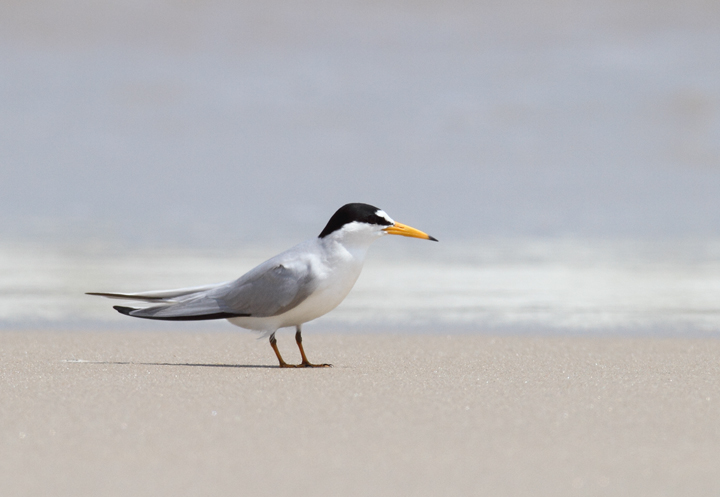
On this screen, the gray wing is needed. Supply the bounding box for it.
[211,258,317,317]
[104,257,317,321]
[86,283,225,302]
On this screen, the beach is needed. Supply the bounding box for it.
[2,329,719,496]
[2,0,720,495]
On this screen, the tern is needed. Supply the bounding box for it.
[88,203,437,367]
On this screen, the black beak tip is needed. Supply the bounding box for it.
[428,235,439,242]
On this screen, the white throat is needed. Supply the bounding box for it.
[321,221,386,260]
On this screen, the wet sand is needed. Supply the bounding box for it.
[1,329,719,496]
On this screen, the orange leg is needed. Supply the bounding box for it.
[295,326,332,368]
[269,332,295,368]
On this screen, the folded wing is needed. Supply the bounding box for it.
[86,283,223,302]
[88,257,317,321]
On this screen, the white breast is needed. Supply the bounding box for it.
[227,235,370,333]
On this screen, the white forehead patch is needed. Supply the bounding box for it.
[375,209,394,225]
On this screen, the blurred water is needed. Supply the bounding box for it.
[2,0,720,244]
[1,1,720,333]
[3,238,720,334]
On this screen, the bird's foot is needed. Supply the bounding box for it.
[277,362,331,368]
[299,361,333,368]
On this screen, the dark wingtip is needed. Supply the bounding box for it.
[428,235,439,242]
[113,305,136,316]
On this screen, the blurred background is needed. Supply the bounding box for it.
[2,0,720,333]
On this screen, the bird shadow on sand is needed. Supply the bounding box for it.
[62,359,277,369]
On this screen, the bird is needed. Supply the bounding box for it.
[87,203,437,367]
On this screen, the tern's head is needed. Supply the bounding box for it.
[318,203,438,243]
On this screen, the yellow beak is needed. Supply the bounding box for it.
[383,222,438,241]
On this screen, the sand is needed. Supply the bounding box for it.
[1,329,719,496]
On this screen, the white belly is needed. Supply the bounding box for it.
[227,251,364,333]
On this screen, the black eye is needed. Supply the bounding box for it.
[319,203,390,238]
[368,212,393,227]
